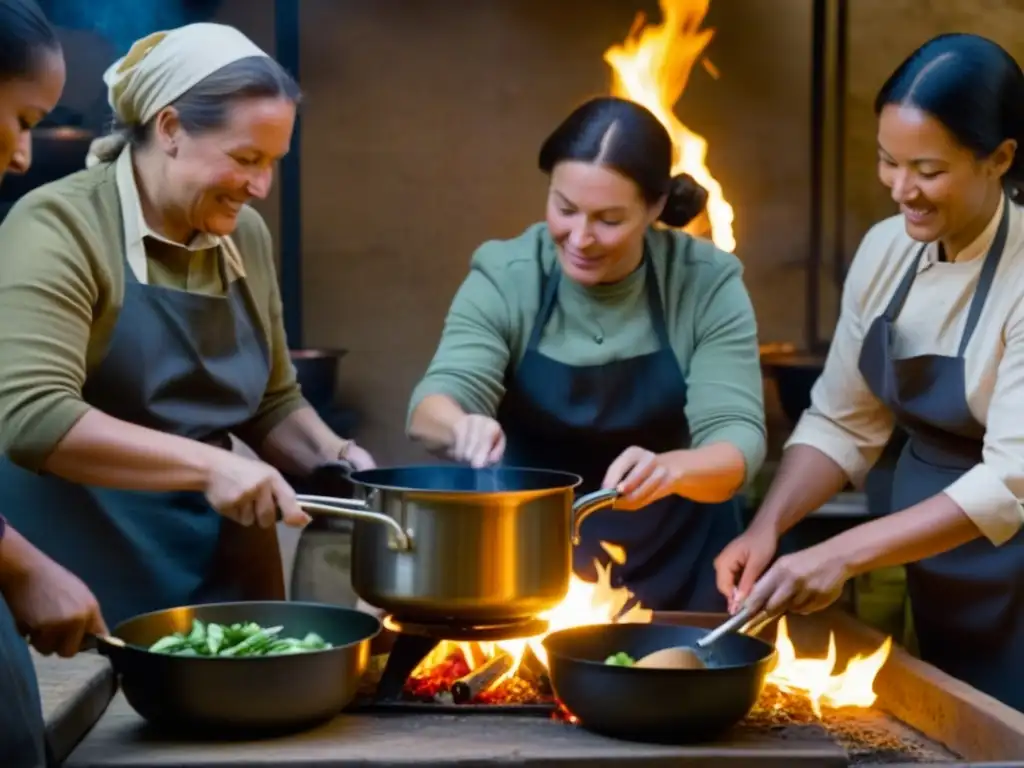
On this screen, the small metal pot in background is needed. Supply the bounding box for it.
[290,348,347,413]
[297,465,619,624]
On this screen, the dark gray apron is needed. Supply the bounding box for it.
[0,237,284,631]
[497,241,742,611]
[0,592,47,768]
[858,200,1024,710]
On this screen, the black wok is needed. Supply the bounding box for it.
[542,621,776,743]
[94,601,380,735]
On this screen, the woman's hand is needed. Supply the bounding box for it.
[602,446,683,510]
[0,536,107,658]
[714,527,779,613]
[205,451,311,528]
[344,442,377,471]
[743,543,852,616]
[449,414,506,468]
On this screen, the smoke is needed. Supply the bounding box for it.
[41,0,223,54]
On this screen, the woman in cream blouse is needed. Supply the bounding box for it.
[715,33,1024,710]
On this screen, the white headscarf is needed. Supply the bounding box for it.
[86,23,269,168]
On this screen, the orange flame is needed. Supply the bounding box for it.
[604,0,735,251]
[767,617,894,716]
[411,557,652,686]
[412,568,893,716]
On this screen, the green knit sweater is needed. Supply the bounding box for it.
[409,223,767,483]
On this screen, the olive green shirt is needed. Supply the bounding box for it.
[409,223,767,484]
[0,151,305,471]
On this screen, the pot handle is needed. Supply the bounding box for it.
[570,488,620,545]
[296,494,413,552]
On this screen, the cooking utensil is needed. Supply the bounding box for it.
[295,465,619,624]
[542,616,777,743]
[93,601,379,734]
[633,646,707,670]
[630,607,774,670]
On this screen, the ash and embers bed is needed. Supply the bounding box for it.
[743,687,958,764]
[355,646,959,765]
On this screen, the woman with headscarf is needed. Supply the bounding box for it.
[0,4,107,766]
[0,21,376,632]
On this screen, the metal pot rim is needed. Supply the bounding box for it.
[346,465,585,496]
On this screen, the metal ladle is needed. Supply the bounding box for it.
[633,605,777,670]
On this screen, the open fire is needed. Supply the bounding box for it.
[396,577,893,718]
[606,0,735,251]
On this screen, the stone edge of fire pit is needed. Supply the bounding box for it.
[654,610,1024,765]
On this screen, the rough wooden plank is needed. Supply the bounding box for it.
[66,694,845,767]
[32,649,116,763]
[656,610,1024,765]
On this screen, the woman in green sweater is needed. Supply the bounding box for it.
[408,97,766,611]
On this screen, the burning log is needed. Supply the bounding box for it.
[450,650,513,704]
[405,647,471,701]
[516,644,553,697]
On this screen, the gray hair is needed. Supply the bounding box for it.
[89,55,301,164]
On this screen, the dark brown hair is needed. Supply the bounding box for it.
[0,0,60,82]
[876,33,1024,197]
[538,96,708,228]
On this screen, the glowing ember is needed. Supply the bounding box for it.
[410,553,652,693]
[604,0,735,251]
[766,617,894,717]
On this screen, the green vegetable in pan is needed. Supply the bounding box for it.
[148,619,333,657]
[604,651,636,666]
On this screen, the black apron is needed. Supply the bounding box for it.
[497,245,742,611]
[0,236,285,631]
[0,593,47,768]
[859,200,1024,710]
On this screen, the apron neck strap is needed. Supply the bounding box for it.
[643,237,672,350]
[958,198,1011,356]
[883,245,927,322]
[526,258,562,351]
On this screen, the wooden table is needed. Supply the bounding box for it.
[33,649,116,763]
[63,694,844,768]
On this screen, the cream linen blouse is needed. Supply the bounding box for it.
[787,196,1024,545]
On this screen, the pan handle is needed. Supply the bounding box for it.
[80,633,127,655]
[296,494,413,552]
[570,488,621,545]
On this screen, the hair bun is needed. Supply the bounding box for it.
[658,173,709,228]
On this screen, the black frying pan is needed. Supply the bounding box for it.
[542,621,776,743]
[93,601,380,736]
